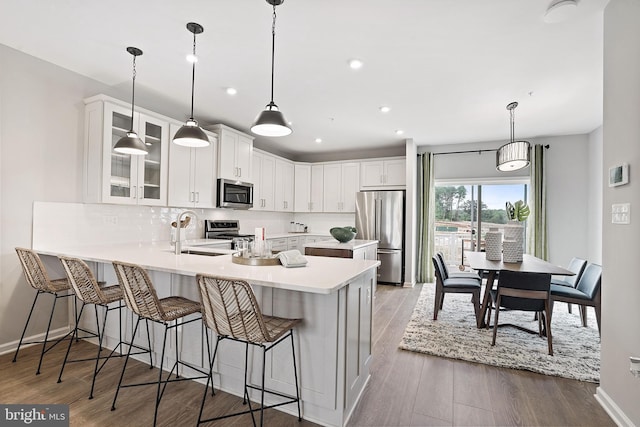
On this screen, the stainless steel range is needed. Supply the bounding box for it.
[204,220,254,242]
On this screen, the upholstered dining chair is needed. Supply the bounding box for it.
[111,261,208,426]
[490,270,553,356]
[550,257,587,313]
[432,256,481,322]
[57,256,152,399]
[550,263,602,336]
[13,247,74,375]
[436,252,481,281]
[195,274,302,427]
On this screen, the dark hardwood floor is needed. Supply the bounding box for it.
[1,284,614,426]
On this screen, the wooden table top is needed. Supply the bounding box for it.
[465,252,574,276]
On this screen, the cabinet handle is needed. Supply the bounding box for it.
[195,192,200,203]
[132,186,136,199]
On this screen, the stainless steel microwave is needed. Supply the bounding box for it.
[217,179,253,209]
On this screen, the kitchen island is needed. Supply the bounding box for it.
[35,242,379,427]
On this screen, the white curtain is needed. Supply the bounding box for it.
[417,152,435,283]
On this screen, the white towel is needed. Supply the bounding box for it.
[277,250,308,268]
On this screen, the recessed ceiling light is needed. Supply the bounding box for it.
[395,130,404,135]
[186,53,198,63]
[226,87,237,95]
[315,138,322,143]
[379,106,391,113]
[348,59,364,70]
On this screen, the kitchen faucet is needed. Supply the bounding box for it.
[174,210,197,255]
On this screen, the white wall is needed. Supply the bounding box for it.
[420,134,595,267]
[597,1,640,425]
[587,126,603,264]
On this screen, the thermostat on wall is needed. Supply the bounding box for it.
[608,163,629,187]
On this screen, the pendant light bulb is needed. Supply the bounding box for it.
[114,47,148,155]
[496,102,530,172]
[173,22,210,148]
[251,0,292,137]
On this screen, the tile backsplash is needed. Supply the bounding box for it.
[32,202,353,250]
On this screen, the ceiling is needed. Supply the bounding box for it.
[0,0,607,161]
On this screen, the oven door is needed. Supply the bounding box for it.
[217,179,253,209]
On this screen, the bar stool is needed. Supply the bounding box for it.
[196,274,302,426]
[111,261,208,426]
[13,247,75,375]
[57,256,153,399]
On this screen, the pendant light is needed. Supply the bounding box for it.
[251,0,292,137]
[496,102,530,172]
[173,22,210,147]
[114,47,148,155]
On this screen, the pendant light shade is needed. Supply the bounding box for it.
[114,47,148,155]
[251,0,292,137]
[173,22,209,147]
[496,102,530,171]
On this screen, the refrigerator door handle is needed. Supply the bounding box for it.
[377,249,400,254]
[375,198,382,239]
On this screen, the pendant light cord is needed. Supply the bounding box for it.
[510,106,515,143]
[130,54,137,133]
[269,3,277,107]
[190,30,197,120]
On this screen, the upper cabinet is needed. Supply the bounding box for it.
[252,150,276,211]
[207,124,253,182]
[294,164,324,212]
[274,158,294,212]
[167,124,218,208]
[360,158,406,189]
[323,162,360,212]
[84,95,169,206]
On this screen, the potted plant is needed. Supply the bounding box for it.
[505,200,530,222]
[503,200,529,262]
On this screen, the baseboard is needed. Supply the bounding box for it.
[595,386,636,427]
[0,326,71,356]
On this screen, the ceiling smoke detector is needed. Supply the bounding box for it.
[544,0,578,23]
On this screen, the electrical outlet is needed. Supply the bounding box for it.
[103,215,118,225]
[611,203,630,224]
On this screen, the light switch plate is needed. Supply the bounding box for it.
[612,203,630,224]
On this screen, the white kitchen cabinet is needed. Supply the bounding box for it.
[207,124,253,182]
[268,238,289,253]
[84,95,169,206]
[323,162,360,212]
[167,124,218,208]
[252,150,276,211]
[274,159,294,212]
[294,164,324,212]
[360,158,406,188]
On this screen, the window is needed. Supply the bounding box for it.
[434,182,528,267]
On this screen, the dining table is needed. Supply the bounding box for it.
[465,251,575,328]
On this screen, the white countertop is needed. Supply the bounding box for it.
[35,242,379,295]
[304,239,378,250]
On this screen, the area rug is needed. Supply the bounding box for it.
[399,284,600,382]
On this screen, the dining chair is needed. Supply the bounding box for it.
[550,263,601,336]
[432,256,481,322]
[57,256,152,399]
[195,274,302,427]
[490,270,553,355]
[13,248,74,375]
[550,257,587,314]
[110,261,209,426]
[436,252,481,281]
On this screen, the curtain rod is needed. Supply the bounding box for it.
[430,144,549,156]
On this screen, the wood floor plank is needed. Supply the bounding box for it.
[452,402,496,426]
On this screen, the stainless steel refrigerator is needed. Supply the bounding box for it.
[355,190,405,285]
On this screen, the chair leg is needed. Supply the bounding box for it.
[595,304,601,337]
[260,345,266,427]
[57,302,86,384]
[290,331,302,421]
[580,305,587,327]
[13,291,42,363]
[112,316,141,411]
[544,301,553,356]
[491,295,502,346]
[153,324,169,427]
[197,334,216,425]
[89,305,110,399]
[36,293,60,375]
[567,303,573,314]
[433,286,442,320]
[145,319,154,368]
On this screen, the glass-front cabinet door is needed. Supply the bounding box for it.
[102,102,168,205]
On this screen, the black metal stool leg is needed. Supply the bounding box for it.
[145,319,153,368]
[260,345,266,427]
[13,291,42,363]
[153,324,169,427]
[57,302,86,383]
[89,305,110,399]
[290,331,302,421]
[36,293,59,375]
[111,316,141,411]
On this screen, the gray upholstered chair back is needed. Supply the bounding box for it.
[565,257,588,287]
[432,256,445,284]
[576,263,602,300]
[59,256,106,304]
[436,252,449,279]
[196,274,272,343]
[112,261,165,322]
[496,270,551,312]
